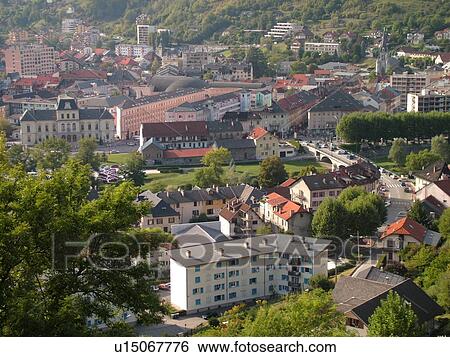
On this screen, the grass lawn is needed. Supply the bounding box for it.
[372,156,408,175]
[107,153,131,165]
[142,159,328,192]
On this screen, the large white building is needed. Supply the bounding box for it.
[137,24,153,45]
[115,44,152,57]
[407,89,450,112]
[170,234,330,314]
[304,42,341,56]
[265,23,304,39]
[20,96,115,146]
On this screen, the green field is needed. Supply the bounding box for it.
[107,153,131,165]
[142,159,327,192]
[372,156,408,175]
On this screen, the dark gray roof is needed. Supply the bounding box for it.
[414,160,450,182]
[222,111,262,121]
[207,120,243,133]
[21,108,114,122]
[121,88,202,109]
[309,90,364,113]
[173,223,231,247]
[214,139,256,149]
[353,266,406,285]
[149,75,207,92]
[301,172,348,191]
[170,234,331,267]
[137,190,179,218]
[57,97,78,110]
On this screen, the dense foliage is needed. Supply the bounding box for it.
[337,112,450,143]
[258,156,288,188]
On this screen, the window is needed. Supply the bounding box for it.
[207,208,214,215]
[228,270,239,277]
[229,259,239,266]
[251,288,257,296]
[229,292,237,299]
[168,217,175,223]
[194,276,201,284]
[195,299,201,306]
[251,267,259,273]
[282,274,288,281]
[195,265,200,272]
[214,284,225,291]
[192,210,199,216]
[268,275,274,281]
[193,201,198,207]
[156,218,163,224]
[214,273,225,280]
[387,239,394,248]
[214,295,225,302]
[229,281,239,288]
[251,256,257,262]
[206,200,213,205]
[249,278,257,285]
[304,278,310,285]
[216,262,222,268]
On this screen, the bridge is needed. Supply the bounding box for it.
[302,143,357,170]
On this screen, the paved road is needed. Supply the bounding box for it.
[379,173,413,225]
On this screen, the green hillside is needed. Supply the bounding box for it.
[0,0,449,44]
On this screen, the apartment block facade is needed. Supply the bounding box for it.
[304,42,341,56]
[390,72,431,109]
[5,45,56,77]
[170,234,330,313]
[407,90,450,112]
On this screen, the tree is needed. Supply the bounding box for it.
[123,152,146,186]
[0,118,12,137]
[438,208,450,240]
[431,134,450,162]
[246,47,269,78]
[76,137,103,170]
[405,149,440,171]
[32,137,71,171]
[258,156,288,188]
[312,198,348,239]
[150,58,161,74]
[368,291,421,336]
[256,224,273,235]
[194,148,232,188]
[0,155,167,336]
[408,200,433,229]
[7,144,36,171]
[309,275,334,291]
[198,290,350,336]
[388,138,407,166]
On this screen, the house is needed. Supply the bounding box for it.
[170,234,331,313]
[222,111,263,134]
[415,180,450,217]
[290,161,380,210]
[277,91,319,127]
[20,96,115,146]
[435,53,450,66]
[406,32,424,45]
[219,198,265,237]
[213,139,256,161]
[248,127,279,160]
[307,90,364,133]
[257,103,290,136]
[380,217,441,263]
[156,184,264,224]
[414,160,450,191]
[435,28,450,40]
[259,192,311,236]
[333,267,444,336]
[375,86,402,113]
[137,190,180,233]
[171,221,231,247]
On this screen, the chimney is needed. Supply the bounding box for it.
[185,250,191,258]
[219,248,225,256]
[245,241,250,249]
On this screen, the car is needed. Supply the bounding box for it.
[348,154,355,160]
[337,150,346,155]
[385,200,391,207]
[126,141,136,146]
[392,175,399,179]
[201,312,220,320]
[401,182,406,186]
[158,283,171,290]
[109,150,120,154]
[404,187,411,193]
[397,211,407,218]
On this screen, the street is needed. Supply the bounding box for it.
[379,173,413,225]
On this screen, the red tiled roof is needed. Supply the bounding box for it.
[61,69,107,80]
[249,127,268,140]
[163,148,211,159]
[94,48,108,56]
[381,217,427,242]
[291,74,310,85]
[266,192,306,221]
[116,57,138,66]
[266,192,289,206]
[314,69,331,76]
[280,178,297,187]
[14,76,60,87]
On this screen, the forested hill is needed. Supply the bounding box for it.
[0,0,449,44]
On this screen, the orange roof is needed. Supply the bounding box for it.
[14,76,60,87]
[381,217,427,242]
[249,127,268,140]
[266,192,289,206]
[94,48,108,56]
[314,69,331,76]
[266,192,306,221]
[291,74,309,85]
[163,148,211,159]
[117,57,138,66]
[280,178,297,187]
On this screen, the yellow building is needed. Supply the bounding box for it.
[248,127,279,160]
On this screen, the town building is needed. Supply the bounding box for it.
[333,267,443,336]
[204,62,253,81]
[7,30,30,45]
[115,44,152,57]
[5,45,56,77]
[248,127,280,160]
[61,18,81,34]
[290,162,380,210]
[181,49,213,72]
[265,23,311,40]
[138,190,180,233]
[390,72,432,109]
[20,96,115,146]
[213,139,256,162]
[170,234,331,313]
[380,217,441,263]
[304,42,341,56]
[278,91,319,128]
[307,90,364,133]
[137,24,152,45]
[414,161,450,191]
[407,89,450,112]
[415,180,450,217]
[219,198,264,237]
[259,192,311,236]
[434,28,450,40]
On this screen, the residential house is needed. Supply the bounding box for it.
[259,192,311,236]
[434,28,450,40]
[415,180,450,217]
[277,91,319,127]
[414,160,450,191]
[138,190,180,233]
[248,127,280,160]
[213,139,256,161]
[375,86,402,113]
[290,162,380,210]
[219,199,265,237]
[380,217,441,263]
[222,111,263,134]
[170,234,331,313]
[333,267,443,336]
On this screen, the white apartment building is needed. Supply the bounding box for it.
[390,72,431,109]
[5,45,56,77]
[265,23,302,39]
[170,234,330,313]
[137,24,151,45]
[304,42,341,56]
[115,44,152,57]
[62,18,81,34]
[407,89,450,112]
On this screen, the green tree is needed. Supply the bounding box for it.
[408,200,433,229]
[312,198,348,238]
[309,275,334,291]
[258,156,288,188]
[76,137,103,170]
[246,47,269,78]
[0,118,12,137]
[368,291,421,336]
[32,137,71,171]
[194,148,232,188]
[431,134,450,162]
[388,138,407,166]
[123,152,146,186]
[405,149,440,171]
[438,208,450,240]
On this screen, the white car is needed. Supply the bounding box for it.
[397,211,407,218]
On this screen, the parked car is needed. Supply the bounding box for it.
[158,283,171,290]
[397,211,407,218]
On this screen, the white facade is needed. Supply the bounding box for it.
[115,44,152,57]
[304,42,341,56]
[170,234,330,313]
[407,90,450,112]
